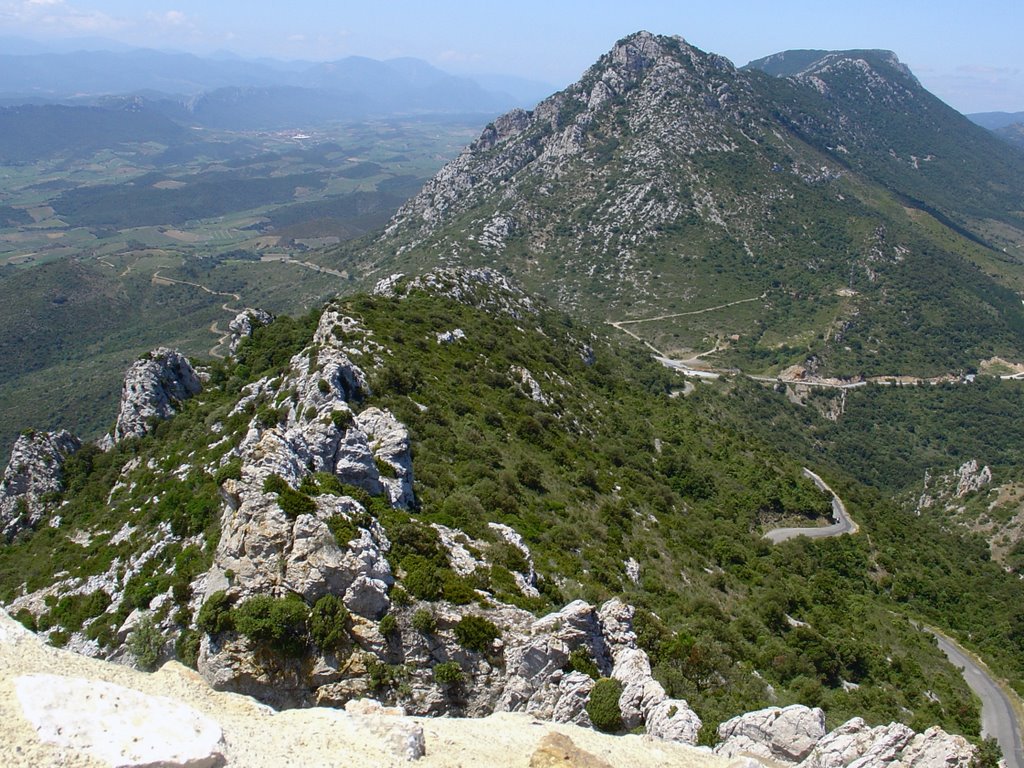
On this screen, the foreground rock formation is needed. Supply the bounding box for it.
[0,609,727,768]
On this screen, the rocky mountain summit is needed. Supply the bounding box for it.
[350,31,1024,378]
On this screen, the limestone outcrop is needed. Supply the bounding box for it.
[228,309,274,354]
[716,707,977,768]
[109,348,202,443]
[716,705,827,763]
[15,673,226,768]
[0,429,80,541]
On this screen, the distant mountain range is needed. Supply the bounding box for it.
[966,112,1024,150]
[0,42,552,128]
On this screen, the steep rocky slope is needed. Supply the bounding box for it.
[0,269,1013,755]
[343,32,1024,377]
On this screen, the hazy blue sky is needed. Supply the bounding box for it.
[1,0,1021,112]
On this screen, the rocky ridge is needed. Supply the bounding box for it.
[0,269,998,764]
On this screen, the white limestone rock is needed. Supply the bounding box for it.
[646,698,703,745]
[356,407,415,508]
[14,673,225,768]
[716,705,827,763]
[797,718,913,768]
[901,726,975,768]
[551,671,595,727]
[110,348,202,444]
[0,429,80,540]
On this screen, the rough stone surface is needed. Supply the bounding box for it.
[795,717,976,768]
[110,348,202,443]
[529,732,614,768]
[647,698,704,745]
[14,672,225,768]
[373,268,537,319]
[356,406,415,508]
[0,429,80,540]
[715,705,827,763]
[797,718,913,768]
[345,698,426,761]
[551,672,596,727]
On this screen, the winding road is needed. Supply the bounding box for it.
[764,469,859,543]
[926,627,1024,768]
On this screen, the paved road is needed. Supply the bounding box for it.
[927,628,1024,768]
[764,469,859,543]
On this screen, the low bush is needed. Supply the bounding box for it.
[453,614,500,652]
[586,678,623,733]
[433,660,464,684]
[309,594,349,651]
[233,594,309,657]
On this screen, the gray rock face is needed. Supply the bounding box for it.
[228,308,274,354]
[0,429,80,540]
[356,407,415,509]
[715,704,827,763]
[14,673,225,768]
[110,348,202,443]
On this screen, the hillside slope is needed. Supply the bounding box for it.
[1,271,1019,748]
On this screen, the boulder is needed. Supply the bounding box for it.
[551,672,595,727]
[529,732,614,768]
[716,705,827,763]
[14,673,225,768]
[646,698,703,745]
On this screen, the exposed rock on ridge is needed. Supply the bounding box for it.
[0,429,80,541]
[109,348,202,444]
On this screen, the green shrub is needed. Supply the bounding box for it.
[277,486,317,519]
[390,586,411,606]
[318,378,330,394]
[331,410,354,432]
[215,458,242,485]
[262,474,288,495]
[233,594,309,657]
[568,647,600,680]
[309,594,349,651]
[433,660,464,684]
[586,678,623,733]
[453,614,500,652]
[379,613,398,637]
[411,608,436,634]
[402,555,443,601]
[326,515,358,546]
[13,608,37,632]
[196,590,235,635]
[176,629,201,669]
[441,571,476,605]
[128,613,164,671]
